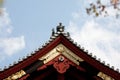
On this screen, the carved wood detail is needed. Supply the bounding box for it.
[38,55,84,74]
[39,44,84,66]
[97,72,115,80]
[3,70,26,80]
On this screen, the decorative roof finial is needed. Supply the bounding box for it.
[56,22,64,32]
[52,28,55,36]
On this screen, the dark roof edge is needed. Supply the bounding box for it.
[0,23,119,74]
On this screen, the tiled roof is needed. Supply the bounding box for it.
[0,23,119,74]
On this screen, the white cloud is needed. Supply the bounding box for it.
[67,1,120,69]
[67,20,120,69]
[0,8,12,35]
[0,8,25,56]
[0,36,25,56]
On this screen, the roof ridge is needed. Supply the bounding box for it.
[65,33,120,73]
[0,23,119,74]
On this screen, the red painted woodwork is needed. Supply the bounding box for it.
[53,55,70,74]
[26,66,57,80]
[19,74,30,80]
[0,36,61,79]
[0,34,120,80]
[21,65,95,80]
[38,55,85,74]
[59,35,120,79]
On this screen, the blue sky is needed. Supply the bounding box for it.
[0,0,120,71]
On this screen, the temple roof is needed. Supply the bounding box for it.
[0,23,120,80]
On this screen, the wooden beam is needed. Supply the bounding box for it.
[24,60,44,74]
[57,73,64,80]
